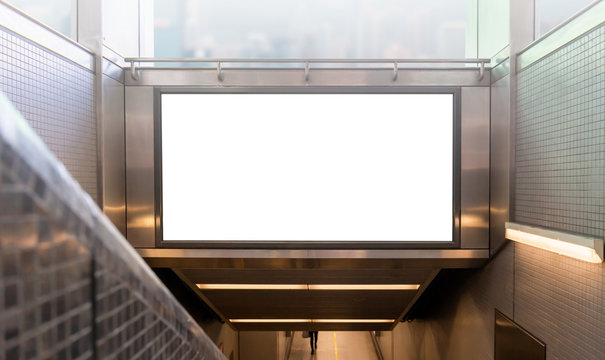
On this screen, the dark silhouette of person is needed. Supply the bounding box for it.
[309,331,318,354]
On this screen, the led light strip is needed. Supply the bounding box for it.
[505,222,603,263]
[197,284,420,290]
[229,319,395,323]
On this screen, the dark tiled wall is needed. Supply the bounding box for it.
[0,26,97,202]
[0,99,225,359]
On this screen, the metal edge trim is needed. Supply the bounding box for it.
[126,68,491,87]
[136,248,490,259]
[0,1,94,70]
[125,57,492,64]
[393,268,441,326]
[172,269,235,330]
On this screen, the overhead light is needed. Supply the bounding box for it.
[308,284,420,291]
[505,222,604,263]
[197,284,420,290]
[229,319,395,323]
[230,319,311,323]
[313,319,394,323]
[197,284,307,290]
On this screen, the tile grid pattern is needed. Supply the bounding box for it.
[514,242,605,360]
[1,140,94,360]
[515,24,605,238]
[0,25,97,202]
[0,106,225,359]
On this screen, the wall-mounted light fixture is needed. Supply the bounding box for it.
[505,222,603,263]
[197,284,420,291]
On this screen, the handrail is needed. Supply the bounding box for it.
[370,331,385,360]
[518,0,602,56]
[124,57,490,81]
[516,0,604,70]
[0,0,93,54]
[124,57,490,64]
[284,331,295,360]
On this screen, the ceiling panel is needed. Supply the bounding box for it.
[173,266,441,330]
[200,289,417,319]
[181,268,434,285]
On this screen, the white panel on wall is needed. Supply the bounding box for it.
[161,93,454,242]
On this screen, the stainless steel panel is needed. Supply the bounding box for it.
[137,248,489,269]
[137,248,489,260]
[102,74,126,235]
[490,75,510,255]
[126,86,155,247]
[180,268,435,285]
[0,2,94,70]
[126,68,491,87]
[460,87,490,249]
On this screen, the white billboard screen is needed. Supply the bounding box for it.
[161,93,454,242]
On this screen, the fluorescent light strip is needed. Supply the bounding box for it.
[231,319,311,323]
[505,222,604,263]
[313,319,395,323]
[230,319,395,323]
[309,284,420,291]
[197,284,307,290]
[197,284,420,291]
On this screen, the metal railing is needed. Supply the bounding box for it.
[370,331,385,360]
[124,57,491,81]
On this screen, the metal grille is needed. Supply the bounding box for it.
[0,26,97,201]
[515,24,605,238]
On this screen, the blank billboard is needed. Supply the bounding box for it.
[161,93,453,242]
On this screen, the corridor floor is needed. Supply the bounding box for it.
[288,331,379,360]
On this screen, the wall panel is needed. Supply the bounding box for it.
[0,26,97,201]
[515,24,605,238]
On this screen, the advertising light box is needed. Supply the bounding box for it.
[160,93,454,242]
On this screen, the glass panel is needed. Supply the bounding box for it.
[538,0,595,36]
[477,0,509,58]
[5,0,73,38]
[154,0,468,59]
[161,94,454,242]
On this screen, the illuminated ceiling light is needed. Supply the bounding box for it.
[308,284,420,291]
[230,319,311,323]
[197,284,420,290]
[229,319,395,323]
[505,222,603,263]
[312,319,395,323]
[197,284,307,290]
